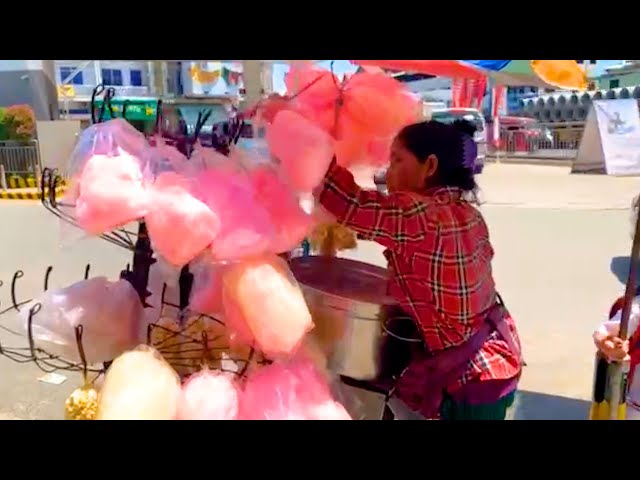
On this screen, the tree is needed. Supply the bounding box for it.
[0,107,7,141]
[4,104,35,141]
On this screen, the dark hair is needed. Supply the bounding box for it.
[396,119,478,193]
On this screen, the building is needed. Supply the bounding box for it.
[596,61,640,90]
[0,61,58,120]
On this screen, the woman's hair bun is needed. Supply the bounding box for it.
[451,118,477,137]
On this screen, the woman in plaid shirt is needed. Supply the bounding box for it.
[316,119,523,420]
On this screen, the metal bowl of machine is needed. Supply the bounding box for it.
[289,256,423,386]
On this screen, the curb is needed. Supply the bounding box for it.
[0,187,66,201]
[485,156,573,168]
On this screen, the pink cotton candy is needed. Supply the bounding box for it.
[75,152,151,235]
[266,110,335,193]
[248,165,313,254]
[239,359,351,420]
[146,172,220,267]
[192,168,275,261]
[222,254,313,358]
[190,261,225,316]
[176,369,240,420]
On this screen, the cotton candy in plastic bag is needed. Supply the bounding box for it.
[147,136,191,178]
[191,156,275,262]
[176,369,240,420]
[96,345,181,420]
[266,110,335,193]
[67,118,151,179]
[244,158,314,254]
[74,151,151,235]
[189,258,226,316]
[21,277,146,365]
[222,254,313,358]
[239,358,351,420]
[146,171,221,267]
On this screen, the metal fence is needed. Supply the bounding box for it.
[0,141,41,189]
[488,125,584,161]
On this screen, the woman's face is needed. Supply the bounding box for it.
[386,138,437,193]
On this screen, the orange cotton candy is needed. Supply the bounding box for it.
[238,358,351,420]
[75,152,151,235]
[248,164,314,254]
[222,254,313,358]
[266,110,335,193]
[146,172,221,267]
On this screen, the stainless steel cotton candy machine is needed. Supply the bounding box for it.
[290,256,423,418]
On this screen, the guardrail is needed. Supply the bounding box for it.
[487,126,583,161]
[0,141,42,190]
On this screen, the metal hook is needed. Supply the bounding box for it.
[91,84,106,124]
[74,325,89,382]
[121,99,131,121]
[43,266,53,292]
[11,270,24,312]
[84,264,91,280]
[26,302,42,359]
[102,87,116,122]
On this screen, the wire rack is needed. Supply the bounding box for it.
[0,264,270,380]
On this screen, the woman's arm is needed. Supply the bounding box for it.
[316,161,433,250]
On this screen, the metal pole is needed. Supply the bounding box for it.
[0,165,7,191]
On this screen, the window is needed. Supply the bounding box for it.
[610,79,620,89]
[59,66,84,85]
[129,69,143,87]
[101,68,123,86]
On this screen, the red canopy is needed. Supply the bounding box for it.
[351,60,485,80]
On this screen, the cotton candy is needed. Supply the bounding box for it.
[176,369,240,420]
[248,164,314,254]
[21,276,145,365]
[68,118,150,178]
[192,168,275,261]
[96,345,181,420]
[189,259,225,316]
[239,359,351,420]
[146,172,220,267]
[222,254,313,358]
[266,110,335,192]
[75,152,151,234]
[221,287,256,347]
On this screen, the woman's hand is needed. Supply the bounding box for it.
[593,321,630,361]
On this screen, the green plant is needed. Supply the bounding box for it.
[0,107,7,141]
[4,104,35,141]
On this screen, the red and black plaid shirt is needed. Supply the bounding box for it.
[318,163,521,388]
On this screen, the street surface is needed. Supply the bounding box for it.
[0,163,638,419]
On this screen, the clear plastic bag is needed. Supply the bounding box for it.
[146,171,221,267]
[237,149,314,254]
[190,152,276,262]
[221,254,313,358]
[20,277,146,365]
[238,358,351,420]
[67,119,151,179]
[189,257,227,317]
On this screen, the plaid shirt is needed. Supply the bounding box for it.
[318,163,521,389]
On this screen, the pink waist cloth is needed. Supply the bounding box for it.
[393,304,522,418]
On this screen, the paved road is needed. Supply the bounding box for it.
[0,164,637,419]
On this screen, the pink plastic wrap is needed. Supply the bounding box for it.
[74,152,151,235]
[147,136,190,177]
[266,110,335,193]
[239,359,351,420]
[248,163,314,254]
[221,254,313,358]
[68,119,151,179]
[191,165,275,262]
[176,369,240,420]
[146,172,221,267]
